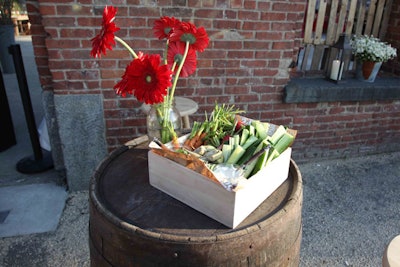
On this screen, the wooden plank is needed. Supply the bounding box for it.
[300,44,313,71]
[310,45,326,70]
[303,0,317,44]
[345,0,359,35]
[372,0,387,36]
[355,0,367,36]
[314,0,328,45]
[335,0,348,39]
[364,0,378,35]
[326,0,340,45]
[379,0,393,39]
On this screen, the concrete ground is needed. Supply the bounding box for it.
[0,36,399,267]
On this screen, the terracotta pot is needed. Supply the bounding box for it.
[356,60,382,82]
[362,61,376,79]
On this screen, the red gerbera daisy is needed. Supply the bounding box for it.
[169,21,209,52]
[167,41,197,77]
[90,6,120,58]
[153,16,181,40]
[114,53,173,105]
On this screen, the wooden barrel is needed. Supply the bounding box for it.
[89,146,303,267]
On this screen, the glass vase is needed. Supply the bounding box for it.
[146,100,182,144]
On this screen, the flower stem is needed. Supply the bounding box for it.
[168,41,190,107]
[158,42,190,143]
[163,39,169,65]
[115,36,138,58]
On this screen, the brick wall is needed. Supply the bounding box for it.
[26,0,399,170]
[26,1,52,90]
[385,0,400,75]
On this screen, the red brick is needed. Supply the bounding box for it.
[238,10,260,20]
[60,28,94,38]
[272,3,305,12]
[272,41,293,50]
[39,5,56,15]
[195,9,223,19]
[231,0,243,8]
[101,69,124,79]
[42,17,75,27]
[242,21,270,31]
[244,1,256,9]
[261,12,286,21]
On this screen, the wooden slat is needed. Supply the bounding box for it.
[313,0,328,45]
[326,0,340,45]
[379,0,393,39]
[310,45,326,70]
[335,0,348,40]
[303,0,317,44]
[301,45,313,70]
[372,0,387,36]
[364,0,378,35]
[345,0,358,35]
[355,0,367,36]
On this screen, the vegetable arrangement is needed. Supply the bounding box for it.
[183,104,243,150]
[179,104,296,179]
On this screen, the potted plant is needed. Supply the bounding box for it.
[0,0,16,73]
[351,35,397,82]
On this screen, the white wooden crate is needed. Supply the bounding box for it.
[148,146,292,228]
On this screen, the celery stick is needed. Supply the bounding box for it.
[252,120,267,140]
[242,135,258,149]
[250,141,270,176]
[226,145,245,164]
[222,144,232,163]
[234,134,240,148]
[265,132,294,165]
[269,125,287,145]
[273,132,294,154]
[236,138,262,165]
[229,136,235,150]
[243,160,258,178]
[263,122,270,132]
[242,141,264,178]
[265,148,280,166]
[239,128,249,146]
[249,125,255,136]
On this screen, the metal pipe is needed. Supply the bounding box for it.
[8,44,43,160]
